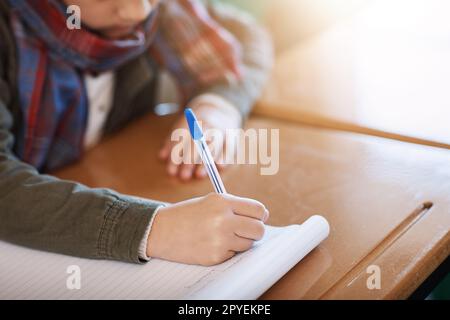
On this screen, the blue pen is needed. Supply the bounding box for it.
[185,108,227,194]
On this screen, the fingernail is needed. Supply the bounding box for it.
[264,209,269,222]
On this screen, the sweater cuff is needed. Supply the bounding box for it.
[194,79,253,123]
[138,205,165,261]
[96,195,165,264]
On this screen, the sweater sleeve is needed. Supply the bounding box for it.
[0,72,165,265]
[0,3,168,264]
[193,2,274,120]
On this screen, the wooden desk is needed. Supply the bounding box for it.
[55,113,450,299]
[256,0,450,149]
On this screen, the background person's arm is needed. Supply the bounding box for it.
[158,2,274,179]
[193,1,274,120]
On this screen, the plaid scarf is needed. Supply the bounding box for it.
[8,0,241,171]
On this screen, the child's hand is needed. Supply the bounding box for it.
[159,94,242,181]
[147,193,269,266]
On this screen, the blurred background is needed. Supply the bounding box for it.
[211,0,373,53]
[212,0,450,299]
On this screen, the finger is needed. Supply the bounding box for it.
[222,129,238,167]
[167,161,178,177]
[223,250,236,262]
[213,141,226,169]
[195,147,226,179]
[230,236,254,252]
[161,115,190,163]
[179,163,196,181]
[216,162,228,171]
[194,129,225,179]
[193,139,207,178]
[216,142,229,170]
[207,130,224,163]
[166,139,185,177]
[158,138,172,160]
[204,250,235,266]
[179,139,199,181]
[195,163,226,179]
[232,215,266,241]
[223,194,269,222]
[195,165,208,179]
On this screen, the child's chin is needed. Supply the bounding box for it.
[103,26,136,39]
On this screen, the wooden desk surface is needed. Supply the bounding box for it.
[55,113,450,299]
[256,0,450,149]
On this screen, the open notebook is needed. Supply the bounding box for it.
[0,215,329,300]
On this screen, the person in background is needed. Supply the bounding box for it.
[0,0,273,266]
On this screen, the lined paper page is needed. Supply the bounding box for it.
[0,216,329,300]
[188,215,330,299]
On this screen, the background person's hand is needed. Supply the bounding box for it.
[159,94,242,181]
[147,193,269,266]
